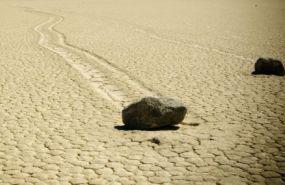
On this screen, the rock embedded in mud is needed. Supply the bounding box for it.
[122,97,187,129]
[252,58,285,76]
[149,137,161,145]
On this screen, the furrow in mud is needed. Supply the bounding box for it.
[31,10,158,109]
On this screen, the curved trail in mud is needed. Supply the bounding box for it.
[27,8,254,117]
[132,27,255,62]
[29,9,158,109]
[95,15,255,62]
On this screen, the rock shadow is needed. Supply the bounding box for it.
[114,124,180,131]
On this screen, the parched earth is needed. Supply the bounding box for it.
[0,0,285,185]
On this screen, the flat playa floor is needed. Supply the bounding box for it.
[0,0,284,184]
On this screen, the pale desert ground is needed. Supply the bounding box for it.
[0,0,285,184]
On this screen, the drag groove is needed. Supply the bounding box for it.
[131,26,255,62]
[96,15,254,62]
[29,9,158,109]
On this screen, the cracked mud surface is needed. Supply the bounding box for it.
[0,0,285,184]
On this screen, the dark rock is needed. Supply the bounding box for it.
[122,97,187,129]
[252,58,285,76]
[188,123,200,126]
[149,137,161,145]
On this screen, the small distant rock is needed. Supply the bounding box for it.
[252,58,285,76]
[149,137,161,145]
[122,97,187,130]
[188,123,200,126]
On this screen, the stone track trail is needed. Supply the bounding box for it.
[29,9,158,109]
[92,15,255,62]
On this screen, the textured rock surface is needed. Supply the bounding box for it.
[122,97,187,129]
[252,58,285,76]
